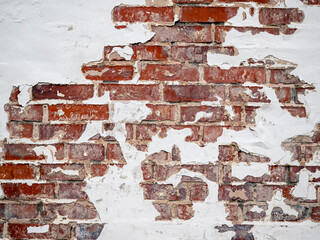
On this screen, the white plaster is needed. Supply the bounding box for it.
[34,145,58,163]
[50,167,79,176]
[185,111,213,125]
[292,168,317,200]
[17,84,31,107]
[108,46,133,60]
[27,225,49,234]
[250,205,264,214]
[231,163,269,180]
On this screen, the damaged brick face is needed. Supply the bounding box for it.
[1,0,320,239]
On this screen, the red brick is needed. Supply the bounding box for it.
[90,164,109,177]
[229,86,270,103]
[153,203,171,221]
[171,46,235,63]
[69,144,105,161]
[5,104,43,122]
[243,203,267,221]
[58,182,88,199]
[43,201,98,221]
[180,106,241,123]
[290,166,320,183]
[0,203,38,219]
[107,142,126,163]
[255,184,294,201]
[225,203,242,222]
[40,164,86,181]
[32,84,94,100]
[203,126,224,143]
[176,204,194,220]
[245,106,259,123]
[155,165,182,181]
[311,207,320,221]
[75,224,104,239]
[99,84,160,101]
[270,69,301,84]
[48,104,109,121]
[136,124,200,142]
[132,45,168,61]
[274,87,291,103]
[190,183,209,201]
[164,85,225,102]
[145,104,176,121]
[0,164,36,179]
[1,183,55,199]
[259,8,304,25]
[282,106,306,118]
[81,64,134,81]
[140,64,199,82]
[218,145,236,162]
[9,86,20,103]
[303,0,320,5]
[151,25,212,43]
[4,144,64,161]
[8,223,71,239]
[39,124,86,140]
[140,183,174,200]
[238,150,270,163]
[204,66,266,84]
[173,0,212,3]
[7,122,33,138]
[218,184,254,201]
[112,6,174,23]
[141,162,154,181]
[180,6,238,23]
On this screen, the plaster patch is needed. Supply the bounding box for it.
[17,84,31,107]
[27,225,49,234]
[50,167,79,176]
[292,168,317,200]
[34,145,58,163]
[231,163,269,180]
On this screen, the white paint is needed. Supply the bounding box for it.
[50,167,79,176]
[250,205,264,214]
[17,84,31,107]
[107,46,133,60]
[185,111,213,124]
[292,168,317,200]
[27,225,49,234]
[231,163,269,180]
[34,145,58,163]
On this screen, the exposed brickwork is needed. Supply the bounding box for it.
[1,1,319,239]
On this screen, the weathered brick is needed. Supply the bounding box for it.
[5,104,43,122]
[203,126,224,143]
[90,164,109,177]
[4,144,64,161]
[0,203,38,219]
[171,46,235,63]
[39,124,86,140]
[75,224,104,240]
[182,164,219,182]
[243,203,267,221]
[173,0,213,3]
[40,164,86,181]
[270,69,301,84]
[141,162,154,181]
[190,183,209,201]
[7,122,33,139]
[164,85,225,102]
[145,104,176,121]
[225,202,242,222]
[140,183,174,200]
[218,144,237,162]
[204,67,266,84]
[155,165,182,181]
[153,203,171,220]
[99,84,160,101]
[311,206,320,221]
[112,6,174,23]
[229,86,270,103]
[215,26,296,43]
[1,183,55,199]
[43,201,98,221]
[82,64,134,81]
[32,84,94,100]
[302,0,320,5]
[69,144,105,161]
[176,204,194,220]
[132,45,168,61]
[48,104,109,121]
[238,150,270,163]
[290,166,320,183]
[255,184,294,201]
[219,0,271,2]
[58,182,88,199]
[274,87,291,103]
[218,184,254,201]
[180,106,241,123]
[259,8,304,25]
[140,63,199,82]
[8,223,71,239]
[180,6,238,23]
[0,164,36,179]
[107,142,126,164]
[9,86,20,103]
[151,25,212,43]
[245,106,259,123]
[281,106,306,118]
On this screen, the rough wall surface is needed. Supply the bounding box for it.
[0,0,320,239]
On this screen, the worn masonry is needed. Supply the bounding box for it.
[1,0,320,239]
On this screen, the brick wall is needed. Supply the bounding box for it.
[1,0,320,239]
